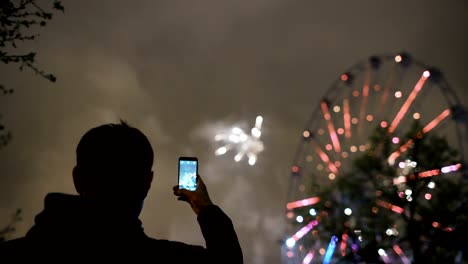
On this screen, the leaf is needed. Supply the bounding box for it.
[53,1,65,12]
[46,74,57,82]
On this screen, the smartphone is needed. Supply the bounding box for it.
[178,157,198,191]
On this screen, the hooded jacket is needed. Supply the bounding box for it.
[0,193,243,264]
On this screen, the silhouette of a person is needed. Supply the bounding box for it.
[0,121,243,263]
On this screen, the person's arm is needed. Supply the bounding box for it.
[173,175,243,264]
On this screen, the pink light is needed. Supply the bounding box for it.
[380,121,388,128]
[418,163,461,178]
[425,193,432,200]
[286,197,321,210]
[287,251,294,258]
[321,101,341,152]
[311,140,339,174]
[326,144,333,151]
[302,250,315,264]
[292,220,319,241]
[392,137,400,144]
[393,245,410,264]
[393,176,407,185]
[422,109,451,133]
[343,99,351,138]
[389,72,429,133]
[337,128,344,135]
[441,163,462,173]
[341,233,348,256]
[376,199,404,214]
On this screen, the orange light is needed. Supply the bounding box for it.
[286,197,321,210]
[343,99,352,138]
[376,199,404,214]
[389,72,429,133]
[321,101,341,153]
[422,109,451,133]
[341,74,348,81]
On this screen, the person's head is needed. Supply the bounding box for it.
[72,121,154,214]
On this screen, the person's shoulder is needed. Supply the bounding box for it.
[142,236,206,260]
[145,236,204,250]
[0,237,29,257]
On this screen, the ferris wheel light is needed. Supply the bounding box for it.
[344,208,352,215]
[395,55,403,63]
[302,251,315,264]
[286,238,296,248]
[285,54,465,261]
[296,215,304,223]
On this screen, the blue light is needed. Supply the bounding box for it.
[323,236,338,264]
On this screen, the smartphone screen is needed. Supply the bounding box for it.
[178,157,198,191]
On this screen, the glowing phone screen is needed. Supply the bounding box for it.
[178,159,198,191]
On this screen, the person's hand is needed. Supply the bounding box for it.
[173,174,213,215]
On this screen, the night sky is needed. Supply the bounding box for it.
[1,1,467,263]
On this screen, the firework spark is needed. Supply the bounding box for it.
[214,116,264,166]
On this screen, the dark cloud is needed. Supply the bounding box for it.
[1,0,467,263]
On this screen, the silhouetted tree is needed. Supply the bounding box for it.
[0,0,64,149]
[0,209,22,243]
[291,121,467,263]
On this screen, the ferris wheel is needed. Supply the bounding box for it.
[282,53,468,264]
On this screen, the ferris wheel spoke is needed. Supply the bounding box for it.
[422,108,451,133]
[301,250,315,264]
[286,220,320,247]
[387,108,452,165]
[418,163,463,178]
[393,245,411,264]
[286,197,321,210]
[358,65,372,135]
[321,100,341,153]
[375,199,404,214]
[340,233,349,257]
[310,139,339,174]
[388,71,431,134]
[343,99,352,139]
[323,235,339,264]
[377,64,399,117]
